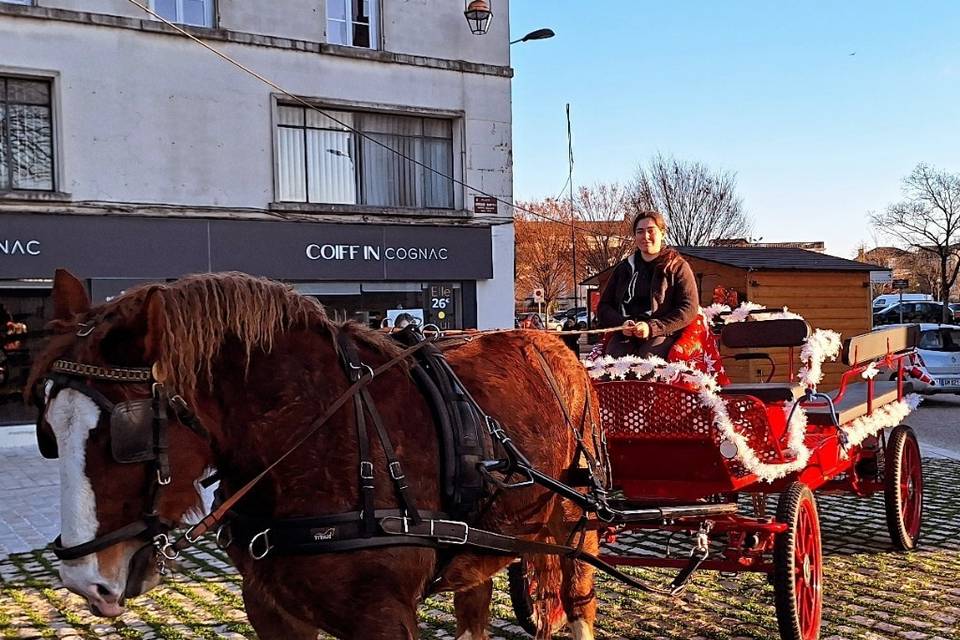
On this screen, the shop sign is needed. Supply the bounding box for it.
[0,215,209,279]
[0,214,493,281]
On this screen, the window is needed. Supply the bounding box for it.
[150,0,214,27]
[0,1,34,5]
[0,77,54,192]
[276,106,454,209]
[327,0,379,49]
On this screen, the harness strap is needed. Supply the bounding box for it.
[173,337,434,553]
[530,347,606,490]
[360,385,423,525]
[52,521,149,560]
[225,508,445,555]
[153,384,171,485]
[337,332,378,536]
[354,388,376,536]
[378,516,676,596]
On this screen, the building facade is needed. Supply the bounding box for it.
[0,0,515,423]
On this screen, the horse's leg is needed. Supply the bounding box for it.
[341,597,421,640]
[242,583,318,640]
[560,531,599,640]
[453,580,493,640]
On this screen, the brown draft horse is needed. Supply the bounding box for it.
[30,270,602,640]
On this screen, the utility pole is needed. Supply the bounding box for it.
[567,103,576,310]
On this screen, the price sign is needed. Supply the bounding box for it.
[892,279,909,290]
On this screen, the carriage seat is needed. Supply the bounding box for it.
[805,380,914,426]
[719,382,803,404]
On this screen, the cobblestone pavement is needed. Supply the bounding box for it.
[0,454,957,639]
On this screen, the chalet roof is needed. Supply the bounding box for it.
[676,246,885,272]
[580,246,888,287]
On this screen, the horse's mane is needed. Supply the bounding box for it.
[127,272,400,397]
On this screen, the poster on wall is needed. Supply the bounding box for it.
[385,308,425,328]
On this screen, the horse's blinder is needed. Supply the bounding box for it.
[35,363,158,465]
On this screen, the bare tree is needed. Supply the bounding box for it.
[514,199,573,312]
[574,182,632,277]
[628,153,751,246]
[871,163,960,322]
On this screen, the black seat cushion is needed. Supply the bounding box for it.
[719,383,804,403]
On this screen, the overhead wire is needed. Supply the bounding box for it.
[122,0,613,239]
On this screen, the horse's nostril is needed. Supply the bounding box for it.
[95,583,114,598]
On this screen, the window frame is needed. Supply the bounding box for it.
[272,100,461,211]
[326,0,381,50]
[148,0,216,28]
[0,73,57,193]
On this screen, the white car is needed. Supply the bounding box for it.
[915,323,960,388]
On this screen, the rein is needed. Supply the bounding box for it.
[161,337,435,557]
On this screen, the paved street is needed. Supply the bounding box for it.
[1,400,958,639]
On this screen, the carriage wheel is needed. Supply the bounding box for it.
[507,559,567,637]
[773,482,822,640]
[884,425,923,551]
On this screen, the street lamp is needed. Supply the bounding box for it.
[464,0,493,36]
[510,28,555,45]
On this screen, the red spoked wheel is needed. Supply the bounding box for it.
[885,425,924,551]
[507,559,567,637]
[773,482,822,640]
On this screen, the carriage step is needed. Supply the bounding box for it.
[610,502,738,523]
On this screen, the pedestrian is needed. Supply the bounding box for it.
[394,312,415,329]
[596,210,698,358]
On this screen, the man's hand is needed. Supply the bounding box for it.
[634,321,651,339]
[622,320,636,337]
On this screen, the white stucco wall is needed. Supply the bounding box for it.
[0,7,514,329]
[477,221,515,329]
[0,19,512,209]
[36,1,511,67]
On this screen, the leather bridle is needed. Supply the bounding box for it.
[35,358,208,576]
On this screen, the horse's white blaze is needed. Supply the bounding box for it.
[568,619,594,640]
[455,632,475,640]
[46,390,107,589]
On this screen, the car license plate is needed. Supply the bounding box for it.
[935,377,960,387]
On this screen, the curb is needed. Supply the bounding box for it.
[0,423,38,450]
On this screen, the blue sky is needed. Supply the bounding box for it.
[508,1,960,258]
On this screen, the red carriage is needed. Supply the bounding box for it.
[511,315,924,640]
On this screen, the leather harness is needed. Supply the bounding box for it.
[37,324,682,596]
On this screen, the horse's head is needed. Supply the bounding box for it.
[29,270,214,617]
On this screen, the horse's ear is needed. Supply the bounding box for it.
[52,269,90,320]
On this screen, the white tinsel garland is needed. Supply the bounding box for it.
[835,394,923,459]
[798,328,842,389]
[585,355,814,482]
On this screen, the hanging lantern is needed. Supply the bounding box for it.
[464,0,492,36]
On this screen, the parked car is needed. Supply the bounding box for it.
[873,301,954,326]
[872,293,933,313]
[949,302,960,315]
[915,324,960,388]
